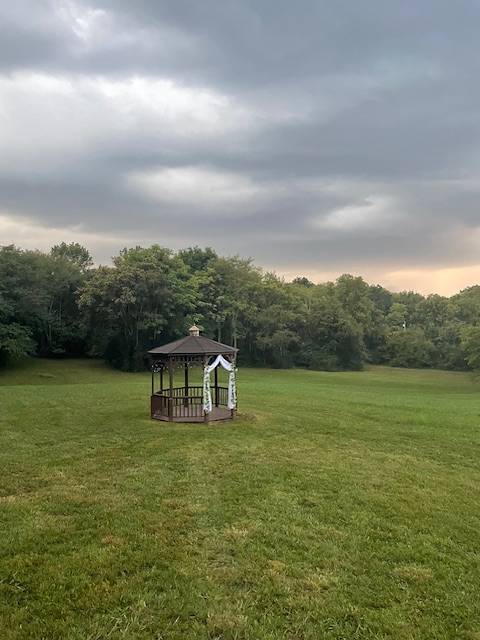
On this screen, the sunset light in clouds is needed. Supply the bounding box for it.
[2,2,480,295]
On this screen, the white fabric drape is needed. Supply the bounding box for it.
[203,355,236,413]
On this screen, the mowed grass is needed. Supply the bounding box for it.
[1,360,480,639]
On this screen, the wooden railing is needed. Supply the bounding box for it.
[169,385,203,398]
[216,385,228,407]
[151,393,169,418]
[151,386,229,420]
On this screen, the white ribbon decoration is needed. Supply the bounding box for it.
[203,355,236,413]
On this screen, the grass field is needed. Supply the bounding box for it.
[1,359,480,639]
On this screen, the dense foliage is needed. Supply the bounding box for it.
[2,242,480,371]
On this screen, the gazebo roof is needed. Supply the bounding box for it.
[148,334,238,357]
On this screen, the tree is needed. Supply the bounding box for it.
[386,303,407,330]
[335,275,374,327]
[2,241,480,374]
[0,323,34,365]
[194,256,262,349]
[292,276,314,287]
[384,328,435,368]
[461,326,480,370]
[299,284,366,370]
[392,291,424,327]
[178,246,217,273]
[368,284,393,314]
[79,246,196,370]
[0,284,35,365]
[366,285,393,363]
[0,245,88,360]
[50,242,93,272]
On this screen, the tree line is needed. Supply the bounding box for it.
[2,242,480,372]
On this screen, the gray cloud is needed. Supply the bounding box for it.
[1,0,480,293]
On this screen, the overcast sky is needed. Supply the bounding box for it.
[1,1,480,294]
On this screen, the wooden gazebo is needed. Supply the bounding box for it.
[149,326,238,423]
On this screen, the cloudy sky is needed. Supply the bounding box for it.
[1,1,480,294]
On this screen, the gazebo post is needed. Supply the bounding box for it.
[230,355,236,418]
[214,365,219,407]
[203,355,209,423]
[168,359,174,421]
[151,368,154,396]
[160,367,163,391]
[184,361,189,407]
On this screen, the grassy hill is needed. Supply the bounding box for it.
[1,359,480,639]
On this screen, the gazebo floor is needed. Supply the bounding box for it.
[152,406,234,423]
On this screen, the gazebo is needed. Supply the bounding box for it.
[148,325,238,423]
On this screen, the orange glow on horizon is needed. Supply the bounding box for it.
[278,264,480,296]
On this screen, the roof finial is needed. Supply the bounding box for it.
[189,325,200,337]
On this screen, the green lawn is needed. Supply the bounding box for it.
[1,359,480,639]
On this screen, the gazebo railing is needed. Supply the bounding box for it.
[216,386,228,406]
[169,385,203,398]
[151,386,230,421]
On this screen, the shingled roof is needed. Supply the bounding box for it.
[148,334,237,357]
